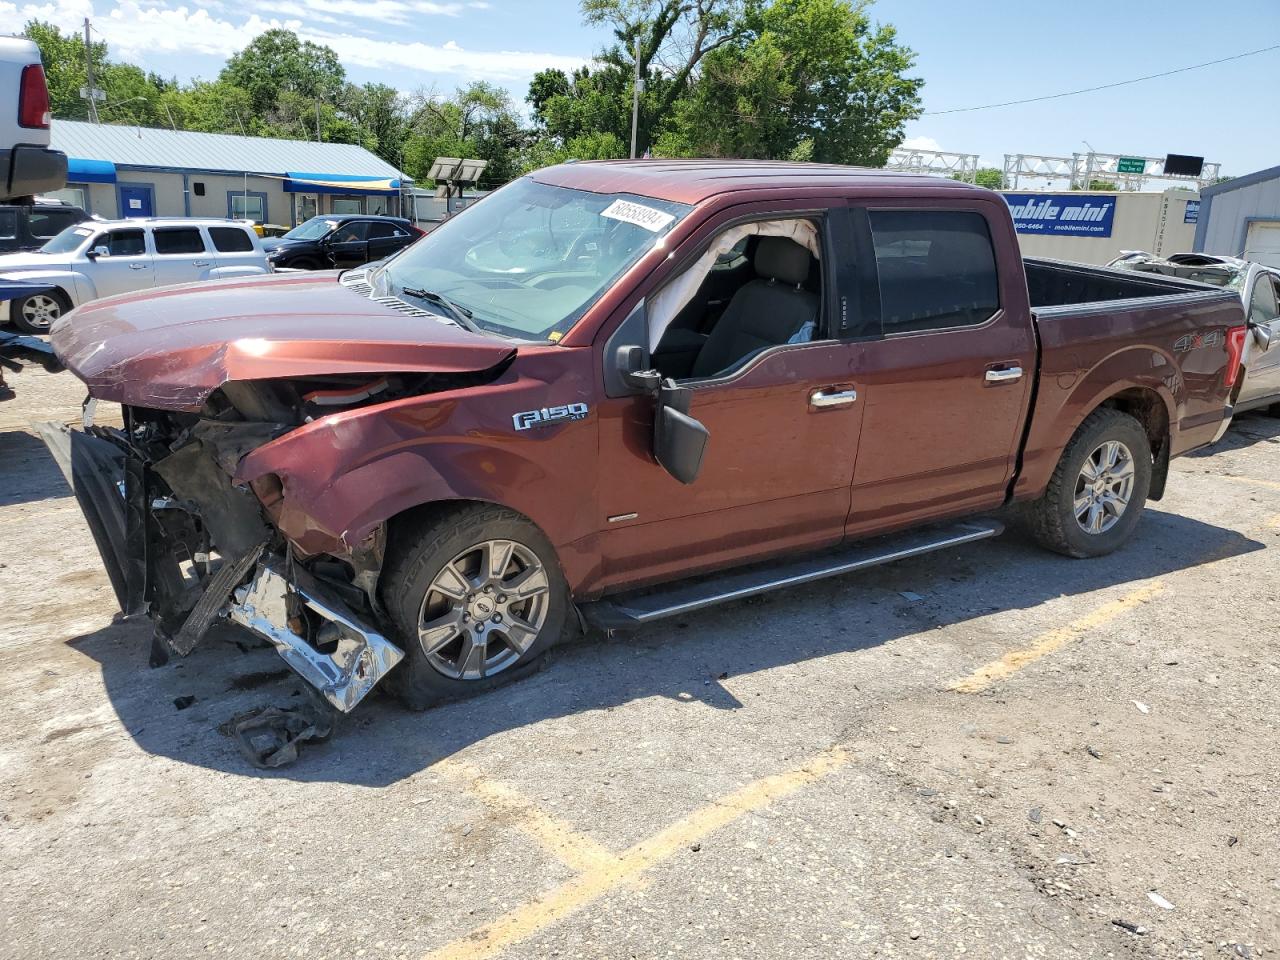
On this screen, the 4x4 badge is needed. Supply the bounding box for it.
[513,402,589,431]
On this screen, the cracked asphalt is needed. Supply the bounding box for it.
[1,361,1277,960]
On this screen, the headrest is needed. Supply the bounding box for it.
[754,236,810,286]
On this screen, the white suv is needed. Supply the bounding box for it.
[0,218,271,332]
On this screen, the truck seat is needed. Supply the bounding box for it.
[690,237,819,378]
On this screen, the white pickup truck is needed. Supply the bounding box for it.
[0,36,66,203]
[0,217,272,332]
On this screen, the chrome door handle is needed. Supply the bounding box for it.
[810,388,858,408]
[192,260,210,267]
[985,366,1023,383]
[128,263,146,270]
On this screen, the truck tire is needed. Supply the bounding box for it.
[11,289,70,334]
[380,503,570,711]
[1024,408,1152,558]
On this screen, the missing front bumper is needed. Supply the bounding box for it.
[228,561,403,712]
[39,420,403,713]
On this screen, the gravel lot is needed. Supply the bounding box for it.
[1,360,1278,960]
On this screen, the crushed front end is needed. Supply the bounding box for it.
[40,388,404,713]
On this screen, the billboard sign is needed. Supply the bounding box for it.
[1003,193,1116,238]
[1184,200,1200,224]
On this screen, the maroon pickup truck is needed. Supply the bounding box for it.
[42,161,1247,713]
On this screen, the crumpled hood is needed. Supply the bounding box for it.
[51,271,516,411]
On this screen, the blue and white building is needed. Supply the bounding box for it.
[45,120,412,227]
[1193,165,1280,269]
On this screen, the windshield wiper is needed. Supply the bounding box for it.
[399,286,479,332]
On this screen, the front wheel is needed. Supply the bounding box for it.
[1024,408,1153,558]
[380,504,570,710]
[11,290,69,334]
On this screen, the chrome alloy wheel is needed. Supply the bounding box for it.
[1073,439,1135,535]
[417,539,551,680]
[20,294,62,331]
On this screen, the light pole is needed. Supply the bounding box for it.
[630,37,642,159]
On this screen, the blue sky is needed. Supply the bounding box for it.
[5,0,1278,175]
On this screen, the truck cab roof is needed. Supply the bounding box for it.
[531,159,991,206]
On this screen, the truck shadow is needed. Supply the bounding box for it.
[0,430,71,506]
[1189,410,1280,457]
[64,506,1264,786]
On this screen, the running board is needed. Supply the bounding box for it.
[580,519,1003,630]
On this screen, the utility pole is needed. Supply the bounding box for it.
[83,18,100,124]
[315,100,322,142]
[629,36,641,159]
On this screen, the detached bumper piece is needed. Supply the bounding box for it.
[228,560,403,712]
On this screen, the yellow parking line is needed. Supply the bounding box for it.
[948,582,1165,694]
[1220,474,1280,493]
[433,759,618,874]
[423,745,852,960]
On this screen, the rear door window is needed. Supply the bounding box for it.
[868,210,1000,334]
[367,222,399,239]
[153,228,206,254]
[0,209,16,241]
[209,227,255,253]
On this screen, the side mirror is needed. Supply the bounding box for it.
[615,344,661,394]
[1251,321,1274,352]
[654,378,708,485]
[87,245,109,260]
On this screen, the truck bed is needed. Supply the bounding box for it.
[1015,256,1245,503]
[1025,257,1218,314]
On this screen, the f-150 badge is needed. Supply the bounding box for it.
[513,403,589,431]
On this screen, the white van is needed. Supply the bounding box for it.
[0,217,271,332]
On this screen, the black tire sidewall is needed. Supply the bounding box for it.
[1050,413,1152,557]
[11,290,67,334]
[381,506,570,709]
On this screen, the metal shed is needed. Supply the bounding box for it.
[1193,164,1280,268]
[45,121,412,227]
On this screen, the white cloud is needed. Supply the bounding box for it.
[7,0,586,83]
[901,136,943,152]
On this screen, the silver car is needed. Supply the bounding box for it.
[1109,252,1280,414]
[0,217,271,333]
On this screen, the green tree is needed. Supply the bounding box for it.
[953,167,1003,189]
[402,83,526,187]
[219,29,345,116]
[660,0,922,164]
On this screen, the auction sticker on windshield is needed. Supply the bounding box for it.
[601,199,676,233]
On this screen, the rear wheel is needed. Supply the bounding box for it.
[1024,408,1152,558]
[11,290,69,334]
[381,504,570,710]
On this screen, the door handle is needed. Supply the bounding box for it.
[128,263,146,270]
[809,387,858,409]
[192,260,210,268]
[985,366,1023,384]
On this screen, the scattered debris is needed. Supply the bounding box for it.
[1147,891,1175,911]
[996,736,1013,745]
[1112,919,1147,936]
[1028,807,1042,824]
[226,700,335,768]
[1133,701,1150,714]
[173,695,196,711]
[690,842,701,853]
[1052,818,1067,829]
[1086,745,1102,759]
[1227,835,1239,848]
[899,591,925,602]
[974,815,985,826]
[227,668,293,692]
